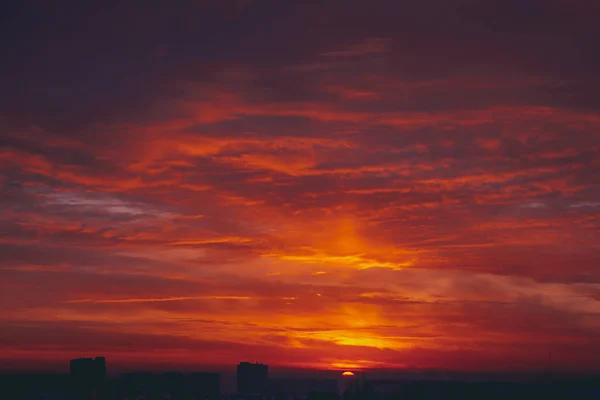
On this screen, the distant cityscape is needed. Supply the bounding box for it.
[1,357,599,400]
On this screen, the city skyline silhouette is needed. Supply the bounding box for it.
[1,356,599,400]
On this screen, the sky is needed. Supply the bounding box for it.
[1,0,599,374]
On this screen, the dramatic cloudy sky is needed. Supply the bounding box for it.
[1,0,599,373]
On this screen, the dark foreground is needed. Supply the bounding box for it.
[1,373,600,400]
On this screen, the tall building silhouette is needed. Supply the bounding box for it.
[237,362,268,394]
[69,356,107,399]
[70,357,106,379]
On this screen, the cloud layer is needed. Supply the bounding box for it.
[1,0,599,373]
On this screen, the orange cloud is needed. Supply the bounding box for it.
[2,9,600,373]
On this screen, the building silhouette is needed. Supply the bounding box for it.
[69,356,107,399]
[70,356,106,381]
[237,362,268,394]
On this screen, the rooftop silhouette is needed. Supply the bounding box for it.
[237,362,269,395]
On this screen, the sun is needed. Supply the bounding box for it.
[341,371,355,377]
